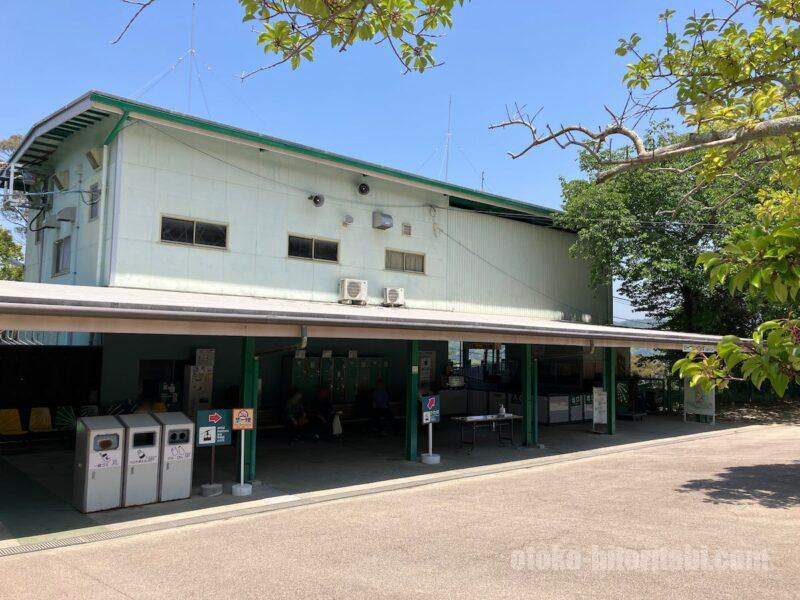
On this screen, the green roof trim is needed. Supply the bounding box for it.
[87,91,558,219]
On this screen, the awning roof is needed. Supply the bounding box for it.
[0,282,722,350]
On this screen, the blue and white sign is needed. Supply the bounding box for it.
[421,395,440,424]
[196,409,232,446]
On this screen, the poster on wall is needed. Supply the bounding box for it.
[419,351,436,386]
[683,380,715,423]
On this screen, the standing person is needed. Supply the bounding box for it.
[371,379,397,435]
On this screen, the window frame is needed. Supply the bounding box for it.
[159,214,228,250]
[287,234,340,263]
[52,236,72,277]
[385,248,425,274]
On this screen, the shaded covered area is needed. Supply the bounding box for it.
[0,280,732,548]
[1,414,743,547]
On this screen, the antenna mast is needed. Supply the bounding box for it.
[188,0,196,113]
[443,95,452,182]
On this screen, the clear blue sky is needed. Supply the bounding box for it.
[1,0,714,321]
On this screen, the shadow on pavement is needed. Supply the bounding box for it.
[678,461,800,509]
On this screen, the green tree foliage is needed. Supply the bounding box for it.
[0,134,26,247]
[557,125,780,337]
[239,0,462,74]
[493,1,800,397]
[115,1,463,76]
[0,228,23,281]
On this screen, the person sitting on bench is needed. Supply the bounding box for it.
[371,379,397,436]
[309,387,334,438]
[285,390,310,440]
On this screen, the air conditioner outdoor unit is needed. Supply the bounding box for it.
[339,278,368,305]
[382,287,406,307]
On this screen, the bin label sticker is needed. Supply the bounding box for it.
[165,444,193,462]
[128,447,158,466]
[89,449,122,470]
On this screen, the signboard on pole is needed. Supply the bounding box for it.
[196,409,232,446]
[421,395,440,424]
[232,407,255,431]
[592,387,607,428]
[683,380,715,422]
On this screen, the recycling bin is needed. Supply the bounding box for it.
[73,416,125,513]
[153,412,195,501]
[583,393,594,422]
[118,413,161,507]
[569,394,584,422]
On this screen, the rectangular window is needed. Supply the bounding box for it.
[53,237,71,276]
[386,249,425,274]
[194,221,227,248]
[288,235,338,262]
[160,216,227,248]
[88,183,101,221]
[313,239,339,262]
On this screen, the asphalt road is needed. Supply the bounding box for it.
[2,425,799,599]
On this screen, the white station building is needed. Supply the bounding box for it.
[0,91,721,479]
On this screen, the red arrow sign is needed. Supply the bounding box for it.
[208,412,222,424]
[427,397,436,410]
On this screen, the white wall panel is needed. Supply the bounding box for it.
[110,122,608,323]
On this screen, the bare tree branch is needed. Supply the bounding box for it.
[112,0,156,44]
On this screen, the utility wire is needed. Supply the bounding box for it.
[193,59,212,120]
[131,51,191,100]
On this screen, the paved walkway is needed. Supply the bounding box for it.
[2,424,798,599]
[1,416,744,549]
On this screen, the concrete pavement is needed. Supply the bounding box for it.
[1,424,798,599]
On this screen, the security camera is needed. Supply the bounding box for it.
[309,193,325,207]
[357,182,370,195]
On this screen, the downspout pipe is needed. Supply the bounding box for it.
[255,325,308,357]
[94,143,109,286]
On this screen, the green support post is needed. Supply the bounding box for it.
[603,347,616,435]
[240,336,259,481]
[522,345,533,446]
[532,357,539,445]
[405,340,419,461]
